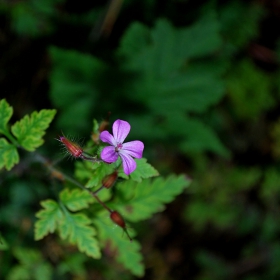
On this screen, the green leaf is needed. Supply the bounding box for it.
[179,118,230,157]
[227,59,274,120]
[49,47,106,134]
[0,138,19,170]
[117,15,227,157]
[59,188,94,211]
[119,158,159,182]
[8,248,52,280]
[35,200,63,240]
[59,212,101,259]
[112,174,191,222]
[11,109,56,151]
[0,99,13,134]
[95,211,144,276]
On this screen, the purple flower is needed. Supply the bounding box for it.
[100,119,144,175]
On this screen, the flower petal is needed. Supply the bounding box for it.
[101,146,119,163]
[113,120,130,143]
[119,152,137,175]
[122,140,144,158]
[100,131,116,146]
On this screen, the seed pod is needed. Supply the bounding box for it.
[59,136,83,158]
[110,210,125,228]
[110,210,132,241]
[102,171,118,189]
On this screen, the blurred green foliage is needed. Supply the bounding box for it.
[2,0,280,279]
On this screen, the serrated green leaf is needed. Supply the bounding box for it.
[95,211,144,276]
[59,188,94,211]
[119,158,159,182]
[11,109,56,151]
[0,99,13,134]
[0,138,19,170]
[59,212,101,259]
[112,175,191,222]
[117,15,227,157]
[35,200,63,240]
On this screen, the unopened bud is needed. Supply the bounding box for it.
[58,136,83,158]
[110,211,132,242]
[110,210,125,228]
[102,171,118,189]
[99,119,110,133]
[91,132,100,144]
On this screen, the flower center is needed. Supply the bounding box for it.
[115,143,123,152]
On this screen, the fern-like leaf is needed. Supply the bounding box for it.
[59,188,94,211]
[59,212,101,259]
[0,138,19,171]
[119,158,159,182]
[112,174,191,222]
[0,99,13,134]
[11,109,56,151]
[95,211,144,276]
[35,200,63,240]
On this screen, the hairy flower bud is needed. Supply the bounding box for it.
[59,136,83,158]
[102,171,118,189]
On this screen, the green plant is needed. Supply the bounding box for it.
[0,99,190,278]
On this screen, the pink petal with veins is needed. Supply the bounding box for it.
[113,120,130,143]
[101,146,118,163]
[119,152,137,175]
[122,140,144,158]
[100,131,117,146]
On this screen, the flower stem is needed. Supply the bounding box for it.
[37,154,112,214]
[80,152,102,163]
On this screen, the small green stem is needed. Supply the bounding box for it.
[80,152,102,163]
[62,173,112,213]
[2,128,19,147]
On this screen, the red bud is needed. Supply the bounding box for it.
[102,171,118,189]
[110,210,132,241]
[59,136,83,158]
[110,211,125,228]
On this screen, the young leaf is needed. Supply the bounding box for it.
[0,99,13,134]
[59,212,101,259]
[95,211,144,276]
[119,158,159,182]
[11,109,56,151]
[35,200,63,240]
[0,138,19,171]
[112,174,191,222]
[59,188,94,212]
